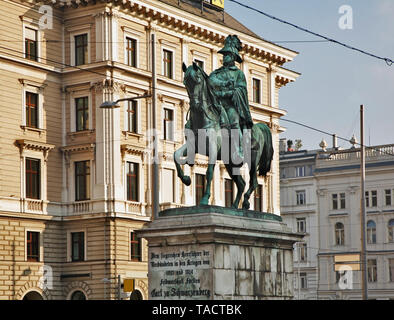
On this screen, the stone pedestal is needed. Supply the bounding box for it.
[137,206,303,300]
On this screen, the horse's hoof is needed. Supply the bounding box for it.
[183,176,191,186]
[242,201,250,210]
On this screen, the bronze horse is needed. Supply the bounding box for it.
[174,62,274,209]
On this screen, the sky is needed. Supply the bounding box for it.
[225,0,394,151]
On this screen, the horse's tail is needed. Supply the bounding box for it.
[257,123,274,177]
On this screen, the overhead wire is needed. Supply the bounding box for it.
[227,0,394,66]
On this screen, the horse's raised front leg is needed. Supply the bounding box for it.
[174,144,192,186]
[199,163,215,205]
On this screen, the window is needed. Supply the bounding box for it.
[163,108,174,141]
[300,273,307,289]
[75,161,90,201]
[335,222,345,246]
[367,220,377,244]
[26,158,40,199]
[127,100,137,133]
[254,184,262,212]
[388,219,394,243]
[126,162,139,202]
[25,27,37,61]
[225,179,234,208]
[25,92,38,128]
[194,59,204,70]
[70,291,86,300]
[296,190,306,205]
[71,232,85,262]
[295,166,305,177]
[252,78,261,103]
[75,97,89,131]
[130,232,142,261]
[162,168,175,203]
[385,189,392,206]
[163,49,173,78]
[389,259,394,282]
[367,259,377,283]
[298,243,307,262]
[297,218,306,233]
[75,34,88,66]
[126,37,137,67]
[26,231,40,262]
[365,190,377,208]
[332,193,346,210]
[195,174,205,205]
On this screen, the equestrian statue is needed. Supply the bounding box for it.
[174,35,274,210]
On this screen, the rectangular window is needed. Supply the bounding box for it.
[162,168,175,203]
[296,190,306,205]
[163,49,173,78]
[127,100,137,133]
[298,243,307,262]
[126,162,139,202]
[371,190,377,207]
[389,259,394,282]
[75,161,90,201]
[367,259,377,283]
[25,92,38,128]
[25,27,37,61]
[126,37,137,67]
[225,179,234,208]
[332,193,346,210]
[297,218,306,233]
[26,158,40,199]
[295,166,306,177]
[163,108,174,141]
[75,97,89,131]
[26,231,40,262]
[195,174,205,205]
[385,189,392,206]
[300,273,307,289]
[252,78,261,103]
[365,191,370,207]
[194,59,204,70]
[130,232,141,261]
[75,34,88,66]
[71,232,85,262]
[340,193,346,209]
[254,184,262,212]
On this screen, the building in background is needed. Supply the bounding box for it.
[280,137,394,300]
[0,0,299,299]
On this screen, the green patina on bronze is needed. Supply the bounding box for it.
[159,206,282,222]
[174,34,274,210]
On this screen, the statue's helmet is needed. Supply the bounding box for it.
[218,35,243,63]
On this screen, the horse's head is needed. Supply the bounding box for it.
[182,62,207,108]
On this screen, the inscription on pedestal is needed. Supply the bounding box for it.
[149,245,213,300]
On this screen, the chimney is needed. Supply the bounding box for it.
[279,138,287,153]
[333,134,338,150]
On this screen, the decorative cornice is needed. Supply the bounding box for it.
[90,79,126,94]
[15,139,55,161]
[121,144,146,159]
[60,143,96,154]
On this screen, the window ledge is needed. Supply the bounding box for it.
[67,129,95,141]
[122,131,143,141]
[21,125,46,136]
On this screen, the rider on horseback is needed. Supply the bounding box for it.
[208,35,253,163]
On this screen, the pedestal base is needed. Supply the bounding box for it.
[137,206,303,300]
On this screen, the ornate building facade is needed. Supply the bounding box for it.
[280,139,394,300]
[0,0,299,299]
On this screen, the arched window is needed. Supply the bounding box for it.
[130,290,143,300]
[388,219,394,243]
[70,290,87,300]
[335,222,345,245]
[23,291,43,300]
[367,220,377,244]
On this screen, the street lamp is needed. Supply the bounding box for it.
[100,94,152,109]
